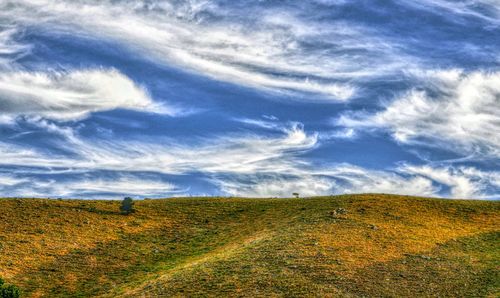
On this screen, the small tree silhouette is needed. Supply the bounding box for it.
[292,192,300,198]
[120,197,135,215]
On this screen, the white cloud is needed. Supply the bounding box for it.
[0,122,318,175]
[48,176,182,198]
[2,118,499,199]
[319,128,357,140]
[216,163,500,199]
[0,0,421,100]
[318,165,438,197]
[215,174,336,198]
[0,69,174,121]
[0,121,498,199]
[0,27,30,67]
[0,173,28,187]
[401,164,500,199]
[400,0,500,24]
[0,1,497,200]
[0,173,183,199]
[214,165,439,198]
[0,122,321,198]
[338,70,500,157]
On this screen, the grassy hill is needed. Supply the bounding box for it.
[0,194,498,297]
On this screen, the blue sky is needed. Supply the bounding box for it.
[0,0,499,199]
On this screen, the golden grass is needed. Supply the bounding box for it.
[0,194,498,297]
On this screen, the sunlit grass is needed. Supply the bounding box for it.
[0,194,498,297]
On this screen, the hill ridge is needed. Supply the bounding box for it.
[0,194,498,297]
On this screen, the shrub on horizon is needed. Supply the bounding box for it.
[120,197,135,215]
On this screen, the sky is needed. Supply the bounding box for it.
[0,0,499,199]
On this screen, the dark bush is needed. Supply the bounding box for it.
[120,197,135,215]
[0,278,20,298]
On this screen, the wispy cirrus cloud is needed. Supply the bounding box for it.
[317,165,439,197]
[0,0,424,100]
[0,172,183,199]
[0,26,180,122]
[213,165,438,198]
[401,164,500,199]
[0,173,28,187]
[0,121,321,198]
[0,27,30,67]
[0,69,176,121]
[0,1,498,200]
[215,163,500,199]
[0,122,318,175]
[1,119,498,199]
[400,0,500,24]
[337,69,500,158]
[213,174,337,198]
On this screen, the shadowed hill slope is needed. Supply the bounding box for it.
[0,194,498,297]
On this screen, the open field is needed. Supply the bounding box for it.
[0,194,498,297]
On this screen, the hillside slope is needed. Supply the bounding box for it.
[0,194,498,297]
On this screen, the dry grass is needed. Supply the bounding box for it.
[0,194,498,297]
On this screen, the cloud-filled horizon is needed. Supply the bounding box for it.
[0,0,498,199]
